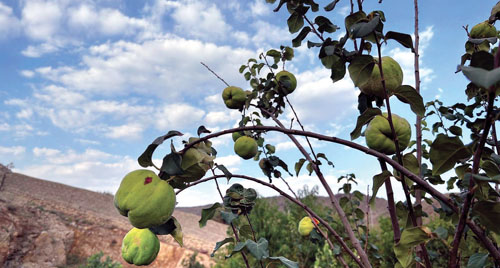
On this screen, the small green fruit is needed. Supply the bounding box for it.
[470,21,497,39]
[222,86,246,109]
[232,132,243,142]
[121,228,160,266]
[234,136,258,160]
[359,56,403,98]
[114,169,176,229]
[365,113,411,155]
[275,70,297,95]
[298,216,319,236]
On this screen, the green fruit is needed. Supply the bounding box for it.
[359,56,403,98]
[470,21,497,38]
[121,228,160,266]
[234,136,258,160]
[298,216,319,236]
[179,147,213,182]
[222,86,246,109]
[365,113,411,155]
[275,70,297,95]
[465,41,491,54]
[232,132,243,142]
[114,169,176,229]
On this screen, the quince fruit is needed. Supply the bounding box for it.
[178,139,214,182]
[365,113,411,155]
[470,21,497,38]
[465,41,491,54]
[298,216,319,236]
[275,70,297,95]
[121,227,160,266]
[114,169,176,229]
[234,136,258,160]
[222,86,246,109]
[359,56,403,98]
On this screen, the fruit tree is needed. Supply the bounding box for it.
[113,1,500,267]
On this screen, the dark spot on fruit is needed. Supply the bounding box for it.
[144,177,153,185]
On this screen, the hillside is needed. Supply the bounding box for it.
[0,164,227,268]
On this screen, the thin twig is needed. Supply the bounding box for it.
[378,159,401,243]
[201,62,230,87]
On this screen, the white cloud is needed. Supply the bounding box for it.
[250,0,270,17]
[36,38,253,99]
[105,123,145,140]
[21,0,62,41]
[215,155,242,172]
[0,2,21,39]
[0,146,26,156]
[287,68,357,123]
[170,0,230,41]
[20,70,35,78]
[19,148,141,193]
[251,20,290,48]
[389,26,435,88]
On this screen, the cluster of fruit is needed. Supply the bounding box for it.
[114,170,178,266]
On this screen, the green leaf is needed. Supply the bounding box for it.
[292,26,311,47]
[138,130,183,167]
[324,0,340,11]
[245,238,270,260]
[330,57,346,83]
[268,256,299,268]
[392,85,425,117]
[385,31,414,52]
[238,224,253,238]
[434,227,448,240]
[220,211,239,225]
[317,153,334,168]
[481,160,500,178]
[149,217,176,235]
[160,151,184,177]
[370,170,391,204]
[239,65,247,73]
[394,226,434,268]
[467,253,489,268]
[197,125,211,136]
[216,164,232,181]
[460,65,500,89]
[169,216,183,247]
[306,162,313,175]
[349,16,380,39]
[350,107,381,140]
[199,203,221,228]
[429,134,472,176]
[471,201,500,234]
[211,237,234,257]
[315,16,338,33]
[287,12,304,34]
[449,126,462,136]
[348,55,375,87]
[295,158,306,176]
[265,144,276,154]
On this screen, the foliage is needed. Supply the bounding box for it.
[79,252,122,268]
[113,0,500,267]
[182,252,206,268]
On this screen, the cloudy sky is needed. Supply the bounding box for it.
[0,0,497,206]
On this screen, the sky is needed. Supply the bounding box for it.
[0,0,498,207]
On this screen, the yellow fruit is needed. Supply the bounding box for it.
[114,169,176,229]
[359,56,403,98]
[470,21,497,39]
[465,41,491,54]
[298,216,319,236]
[121,228,160,266]
[365,113,411,155]
[222,86,246,109]
[234,136,258,160]
[275,70,297,95]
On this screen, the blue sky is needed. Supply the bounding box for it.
[0,0,497,206]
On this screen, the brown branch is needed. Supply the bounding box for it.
[177,174,364,267]
[178,124,500,261]
[450,91,497,267]
[378,159,401,243]
[200,62,230,87]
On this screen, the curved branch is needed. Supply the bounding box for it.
[176,174,364,267]
[179,124,500,260]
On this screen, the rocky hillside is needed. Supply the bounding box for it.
[0,164,227,268]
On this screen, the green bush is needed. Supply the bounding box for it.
[79,252,122,268]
